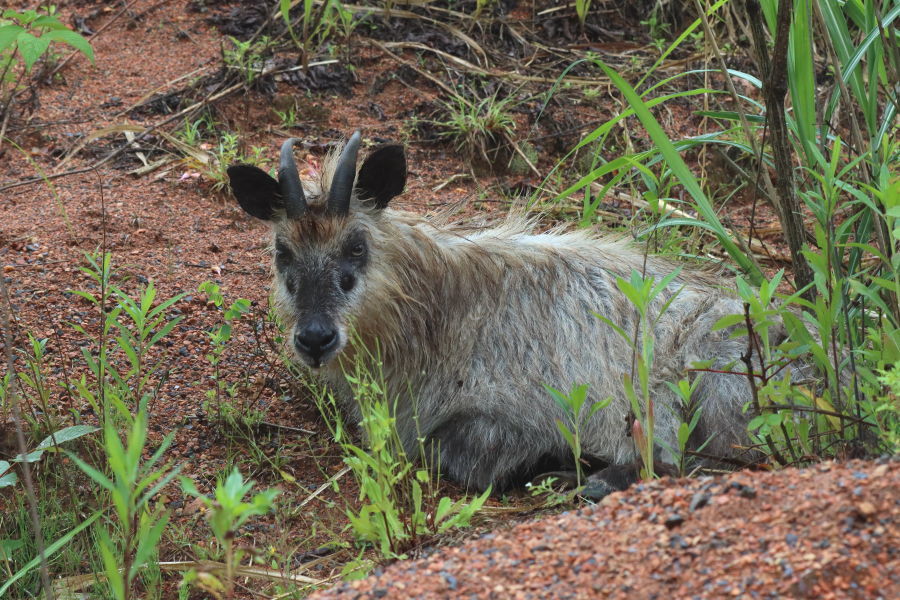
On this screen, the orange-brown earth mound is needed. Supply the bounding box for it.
[313,460,899,600]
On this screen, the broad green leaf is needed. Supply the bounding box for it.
[137,464,182,509]
[67,290,99,305]
[748,415,766,431]
[14,424,99,463]
[651,270,682,303]
[31,16,69,30]
[593,311,632,344]
[0,538,24,561]
[66,451,115,493]
[2,10,24,19]
[148,316,182,347]
[543,384,574,416]
[713,313,745,331]
[434,496,454,525]
[0,460,17,488]
[677,422,690,448]
[587,396,612,418]
[555,420,576,449]
[35,424,99,450]
[0,24,24,52]
[149,292,186,319]
[15,31,50,71]
[782,312,815,347]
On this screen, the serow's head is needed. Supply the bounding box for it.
[227,132,406,368]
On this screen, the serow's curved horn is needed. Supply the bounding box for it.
[278,138,307,219]
[327,130,362,216]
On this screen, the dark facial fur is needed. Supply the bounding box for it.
[227,139,406,369]
[274,225,371,367]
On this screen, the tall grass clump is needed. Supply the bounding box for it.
[553,0,899,465]
[279,0,356,71]
[307,343,489,567]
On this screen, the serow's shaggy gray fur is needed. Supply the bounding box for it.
[227,134,808,494]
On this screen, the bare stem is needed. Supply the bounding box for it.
[746,0,816,303]
[1,267,54,600]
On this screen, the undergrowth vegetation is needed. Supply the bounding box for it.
[0,7,93,138]
[308,344,490,567]
[547,0,899,469]
[1,0,897,598]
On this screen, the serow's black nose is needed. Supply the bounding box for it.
[294,318,338,363]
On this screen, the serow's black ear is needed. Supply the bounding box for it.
[227,165,282,220]
[356,144,406,209]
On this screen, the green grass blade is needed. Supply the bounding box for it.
[787,0,818,164]
[592,59,763,283]
[637,0,732,90]
[0,512,101,597]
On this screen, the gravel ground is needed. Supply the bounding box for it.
[312,459,899,599]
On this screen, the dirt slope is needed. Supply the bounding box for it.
[313,460,899,600]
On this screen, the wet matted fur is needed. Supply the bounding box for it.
[227,136,811,493]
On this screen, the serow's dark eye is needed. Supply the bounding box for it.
[340,273,356,292]
[349,243,365,258]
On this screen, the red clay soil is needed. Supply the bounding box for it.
[313,459,899,600]
[0,1,895,598]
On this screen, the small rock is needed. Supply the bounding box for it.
[664,514,685,529]
[439,571,457,590]
[730,482,757,499]
[856,501,877,519]
[689,492,711,512]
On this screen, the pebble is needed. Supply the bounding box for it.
[689,492,711,512]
